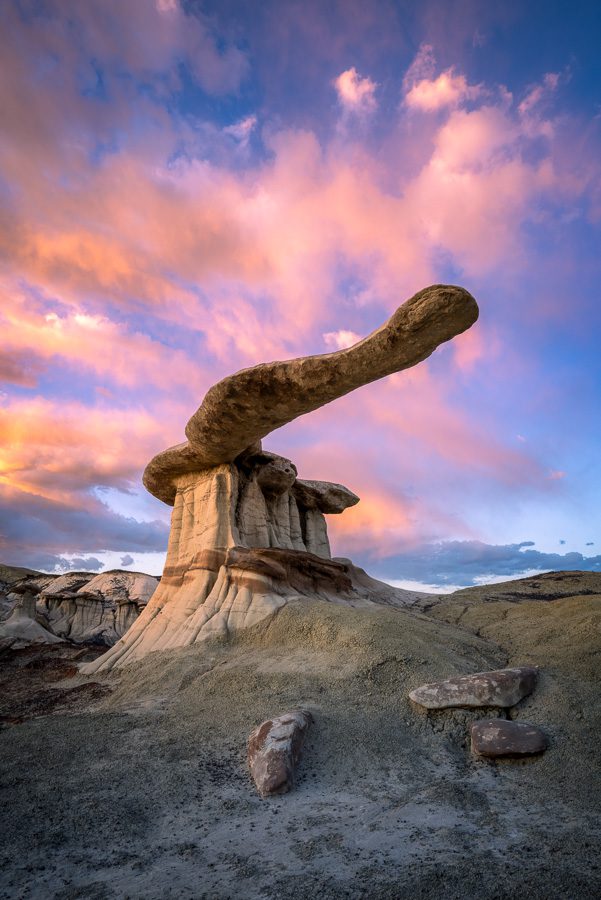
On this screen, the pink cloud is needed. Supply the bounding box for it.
[334,67,378,115]
[405,69,482,112]
[0,278,207,392]
[518,71,561,117]
[451,324,489,373]
[402,43,437,90]
[323,329,362,350]
[0,7,593,570]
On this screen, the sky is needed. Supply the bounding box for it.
[1,0,600,590]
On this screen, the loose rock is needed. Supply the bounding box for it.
[408,666,538,709]
[248,709,313,797]
[471,719,548,757]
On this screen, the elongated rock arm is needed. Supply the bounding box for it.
[83,284,478,673]
[185,284,478,467]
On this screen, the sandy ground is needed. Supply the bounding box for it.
[1,571,600,899]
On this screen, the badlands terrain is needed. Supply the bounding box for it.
[1,565,600,899]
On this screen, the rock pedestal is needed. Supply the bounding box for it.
[82,455,362,672]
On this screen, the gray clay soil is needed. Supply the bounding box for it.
[1,571,600,899]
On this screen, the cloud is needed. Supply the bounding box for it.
[323,329,362,350]
[405,69,482,112]
[120,554,134,566]
[0,484,169,571]
[334,67,378,115]
[402,43,436,91]
[366,540,601,587]
[0,279,208,392]
[402,43,482,112]
[0,349,47,388]
[0,397,176,505]
[63,556,104,572]
[223,115,257,146]
[518,72,561,117]
[6,0,249,97]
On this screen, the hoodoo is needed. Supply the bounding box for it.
[83,285,478,673]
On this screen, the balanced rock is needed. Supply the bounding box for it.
[471,719,548,758]
[84,284,479,673]
[184,285,479,470]
[409,666,538,709]
[248,709,313,797]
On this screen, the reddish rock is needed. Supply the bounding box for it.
[409,666,538,709]
[471,719,548,758]
[248,709,313,797]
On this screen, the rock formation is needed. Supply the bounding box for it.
[0,582,64,647]
[83,284,479,673]
[0,568,158,648]
[38,570,158,645]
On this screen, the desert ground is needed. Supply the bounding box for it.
[1,569,600,899]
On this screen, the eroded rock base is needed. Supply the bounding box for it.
[82,547,423,674]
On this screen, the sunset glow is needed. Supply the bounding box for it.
[1,0,600,586]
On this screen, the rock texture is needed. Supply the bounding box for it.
[82,460,424,673]
[248,710,313,797]
[85,284,478,672]
[38,571,158,645]
[0,567,158,648]
[409,666,538,709]
[0,584,63,647]
[471,719,548,758]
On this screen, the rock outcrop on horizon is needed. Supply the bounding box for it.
[83,285,478,673]
[0,567,158,648]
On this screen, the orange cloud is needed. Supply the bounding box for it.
[0,397,183,506]
[0,278,207,391]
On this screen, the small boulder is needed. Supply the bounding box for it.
[408,666,538,709]
[471,719,548,758]
[248,709,313,797]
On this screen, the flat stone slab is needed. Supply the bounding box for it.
[408,666,538,709]
[248,709,313,797]
[471,719,548,757]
